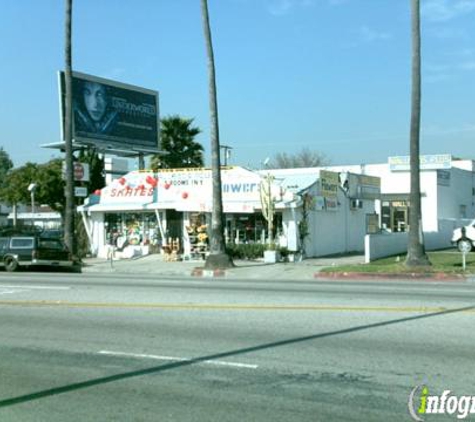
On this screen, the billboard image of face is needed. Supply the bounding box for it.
[76,80,118,135]
[60,71,160,151]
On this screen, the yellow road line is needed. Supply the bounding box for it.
[0,300,474,313]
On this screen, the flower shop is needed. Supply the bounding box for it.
[78,166,379,260]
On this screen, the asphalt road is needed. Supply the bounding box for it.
[1,273,474,421]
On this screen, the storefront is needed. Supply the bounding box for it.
[79,166,379,260]
[80,167,288,259]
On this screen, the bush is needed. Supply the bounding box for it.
[226,243,267,260]
[278,246,289,259]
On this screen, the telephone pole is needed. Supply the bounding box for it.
[220,145,233,166]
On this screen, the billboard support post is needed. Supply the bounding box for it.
[138,153,145,171]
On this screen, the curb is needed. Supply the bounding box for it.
[191,267,227,278]
[314,272,468,282]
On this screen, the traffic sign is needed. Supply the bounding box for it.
[62,162,90,182]
[74,187,88,197]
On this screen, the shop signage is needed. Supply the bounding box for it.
[320,170,339,198]
[314,196,325,211]
[325,197,338,210]
[437,170,451,186]
[389,154,452,171]
[99,171,156,205]
[95,167,284,213]
[155,167,269,212]
[347,173,381,199]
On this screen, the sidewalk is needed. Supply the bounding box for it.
[81,253,366,281]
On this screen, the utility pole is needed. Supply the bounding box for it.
[220,145,232,166]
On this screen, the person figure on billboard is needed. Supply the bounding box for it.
[75,81,118,134]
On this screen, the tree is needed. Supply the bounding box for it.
[150,116,204,169]
[405,0,431,267]
[36,159,66,217]
[200,0,233,269]
[268,148,329,169]
[0,163,38,226]
[64,0,76,255]
[0,147,13,190]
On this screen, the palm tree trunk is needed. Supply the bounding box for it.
[200,0,233,269]
[405,0,430,267]
[64,0,76,256]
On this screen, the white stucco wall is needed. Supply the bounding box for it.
[438,168,475,222]
[365,218,475,262]
[90,213,105,258]
[308,188,371,257]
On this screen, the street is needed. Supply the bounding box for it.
[0,272,474,421]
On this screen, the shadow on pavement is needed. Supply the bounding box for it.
[1,304,473,407]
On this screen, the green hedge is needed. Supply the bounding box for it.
[226,243,267,260]
[226,243,290,260]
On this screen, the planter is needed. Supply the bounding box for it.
[264,250,280,264]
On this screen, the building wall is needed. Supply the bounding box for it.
[437,168,475,223]
[308,188,371,257]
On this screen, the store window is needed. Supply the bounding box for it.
[227,213,282,244]
[104,212,164,252]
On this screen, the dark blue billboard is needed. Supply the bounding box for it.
[60,71,160,152]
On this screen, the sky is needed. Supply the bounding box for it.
[0,0,474,170]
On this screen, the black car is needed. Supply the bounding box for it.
[0,232,75,272]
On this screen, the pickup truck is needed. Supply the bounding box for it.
[451,220,475,252]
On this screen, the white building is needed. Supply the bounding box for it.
[79,166,378,259]
[268,154,475,260]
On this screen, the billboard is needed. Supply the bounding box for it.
[59,71,160,152]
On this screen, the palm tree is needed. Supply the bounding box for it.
[200,0,233,269]
[150,116,204,169]
[64,0,76,256]
[405,0,430,267]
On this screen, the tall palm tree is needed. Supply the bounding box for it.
[200,0,233,269]
[64,0,76,256]
[150,116,204,169]
[405,0,430,267]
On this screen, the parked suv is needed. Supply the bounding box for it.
[451,220,475,252]
[0,230,74,272]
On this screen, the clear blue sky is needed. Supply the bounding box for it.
[1,0,474,169]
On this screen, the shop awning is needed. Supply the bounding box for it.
[80,203,153,212]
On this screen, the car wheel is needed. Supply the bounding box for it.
[457,239,472,253]
[4,256,19,272]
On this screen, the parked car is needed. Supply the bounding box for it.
[451,220,475,252]
[0,230,75,272]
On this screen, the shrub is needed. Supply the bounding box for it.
[226,243,267,260]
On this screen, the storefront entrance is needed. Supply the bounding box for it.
[381,200,410,232]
